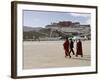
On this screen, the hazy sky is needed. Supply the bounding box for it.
[23,10,91,27]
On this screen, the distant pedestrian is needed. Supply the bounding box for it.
[76,39,83,57]
[63,38,71,58]
[69,39,75,57]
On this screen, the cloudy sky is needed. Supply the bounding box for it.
[23,10,91,27]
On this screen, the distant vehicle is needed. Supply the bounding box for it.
[72,36,88,41]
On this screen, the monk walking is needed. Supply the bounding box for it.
[63,38,71,58]
[76,39,83,57]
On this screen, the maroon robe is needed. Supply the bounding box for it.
[76,41,83,56]
[63,40,69,56]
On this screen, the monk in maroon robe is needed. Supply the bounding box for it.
[63,38,71,58]
[76,39,83,57]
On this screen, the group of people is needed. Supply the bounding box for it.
[63,38,83,58]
